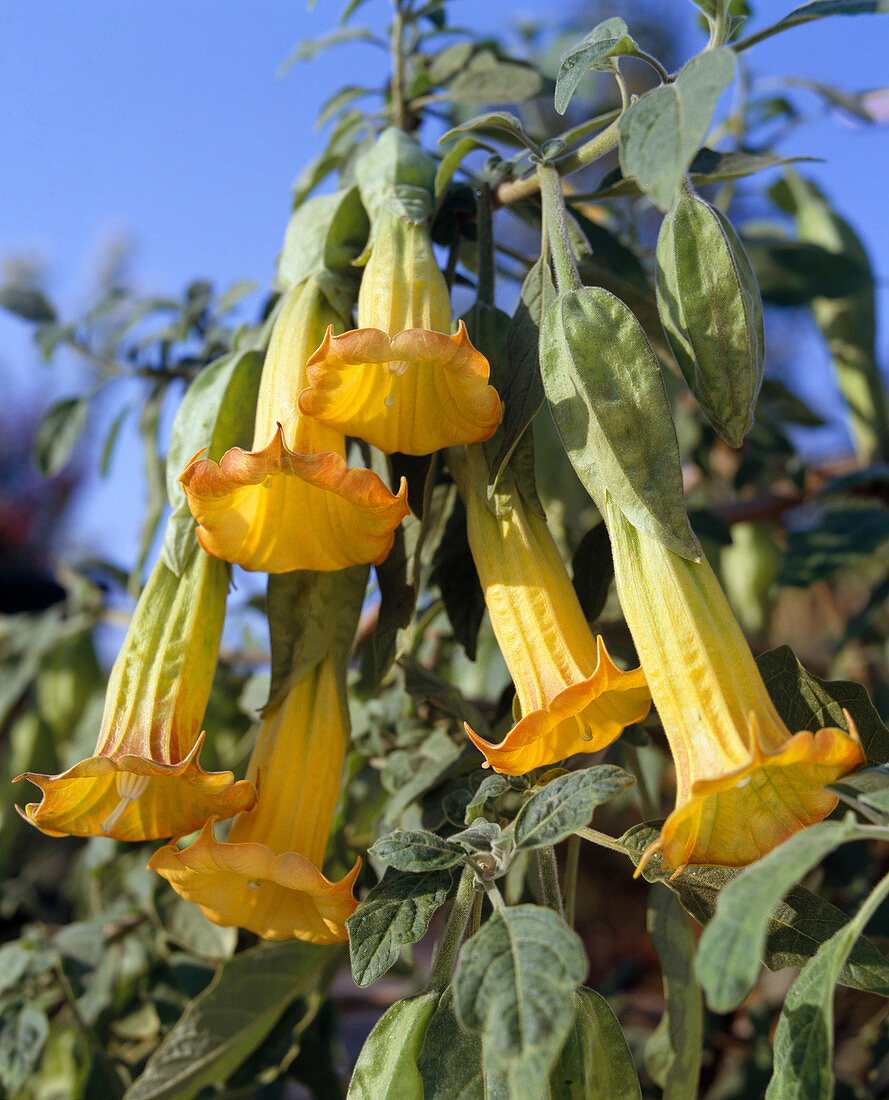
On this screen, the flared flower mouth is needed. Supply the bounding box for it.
[637,714,864,875]
[16,733,257,842]
[465,637,650,775]
[180,426,409,573]
[298,322,502,455]
[148,818,361,944]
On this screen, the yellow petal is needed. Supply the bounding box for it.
[638,719,864,874]
[149,819,360,944]
[16,734,256,842]
[299,322,502,455]
[180,425,409,572]
[465,637,650,775]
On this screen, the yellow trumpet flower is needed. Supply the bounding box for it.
[297,133,501,455]
[16,551,256,841]
[149,654,359,944]
[454,448,650,775]
[604,496,865,874]
[180,279,409,573]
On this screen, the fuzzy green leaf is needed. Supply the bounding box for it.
[550,988,642,1099]
[370,830,465,873]
[33,396,89,477]
[513,767,635,851]
[347,994,439,1099]
[555,19,643,115]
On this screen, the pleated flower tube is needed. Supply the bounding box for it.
[180,191,409,574]
[452,447,651,776]
[17,550,256,841]
[149,653,360,944]
[298,129,502,455]
[604,495,865,874]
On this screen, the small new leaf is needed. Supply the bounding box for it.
[513,767,635,850]
[555,18,643,115]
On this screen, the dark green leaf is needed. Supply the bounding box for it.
[465,775,512,824]
[0,285,56,322]
[453,904,588,1096]
[550,988,641,1100]
[513,767,634,850]
[418,987,485,1100]
[430,495,486,661]
[747,239,870,306]
[126,941,334,1100]
[0,1005,50,1094]
[778,504,889,586]
[571,522,613,623]
[645,887,702,1100]
[540,287,700,560]
[399,653,488,732]
[33,397,89,476]
[696,816,871,1012]
[445,51,543,106]
[555,19,643,115]
[347,994,439,1099]
[370,829,465,873]
[618,49,736,211]
[757,644,889,765]
[347,868,456,987]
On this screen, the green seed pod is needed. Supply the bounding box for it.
[656,188,764,447]
[347,993,439,1099]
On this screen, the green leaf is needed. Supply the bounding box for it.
[777,503,889,586]
[429,495,486,662]
[756,644,889,765]
[513,767,634,851]
[33,396,89,476]
[747,238,871,306]
[125,940,334,1100]
[550,988,642,1099]
[0,285,56,322]
[276,187,369,297]
[417,987,485,1100]
[0,1004,50,1094]
[766,870,889,1100]
[453,904,588,1096]
[439,110,540,152]
[399,653,488,733]
[645,887,702,1100]
[486,255,552,495]
[132,383,168,590]
[277,26,381,73]
[555,19,643,115]
[347,993,439,1099]
[618,48,736,211]
[266,565,369,708]
[571,522,614,623]
[370,829,465,873]
[436,137,487,198]
[347,868,456,987]
[696,816,870,1012]
[465,775,513,824]
[445,51,543,106]
[735,1,889,52]
[540,287,700,560]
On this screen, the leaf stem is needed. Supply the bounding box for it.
[495,119,621,206]
[427,865,477,992]
[575,826,628,856]
[536,847,564,918]
[537,164,581,295]
[564,835,580,929]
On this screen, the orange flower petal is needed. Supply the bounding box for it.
[16,734,256,842]
[149,819,360,944]
[180,425,409,572]
[299,321,502,455]
[465,638,650,775]
[638,721,864,874]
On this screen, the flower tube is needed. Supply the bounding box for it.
[298,130,501,455]
[17,551,256,841]
[604,495,864,874]
[454,447,650,775]
[149,653,359,944]
[180,278,409,573]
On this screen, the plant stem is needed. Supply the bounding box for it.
[564,835,580,929]
[576,826,628,856]
[536,847,564,918]
[495,119,621,206]
[426,864,476,992]
[468,888,483,937]
[537,164,581,295]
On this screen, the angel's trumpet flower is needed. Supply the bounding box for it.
[604,496,864,874]
[149,654,359,944]
[180,277,409,573]
[16,551,256,841]
[453,447,650,775]
[298,130,501,455]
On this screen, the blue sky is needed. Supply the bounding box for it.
[2,0,888,566]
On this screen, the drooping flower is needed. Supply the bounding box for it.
[298,130,502,455]
[180,277,409,573]
[604,495,865,874]
[149,653,360,944]
[17,550,256,841]
[452,447,650,775]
